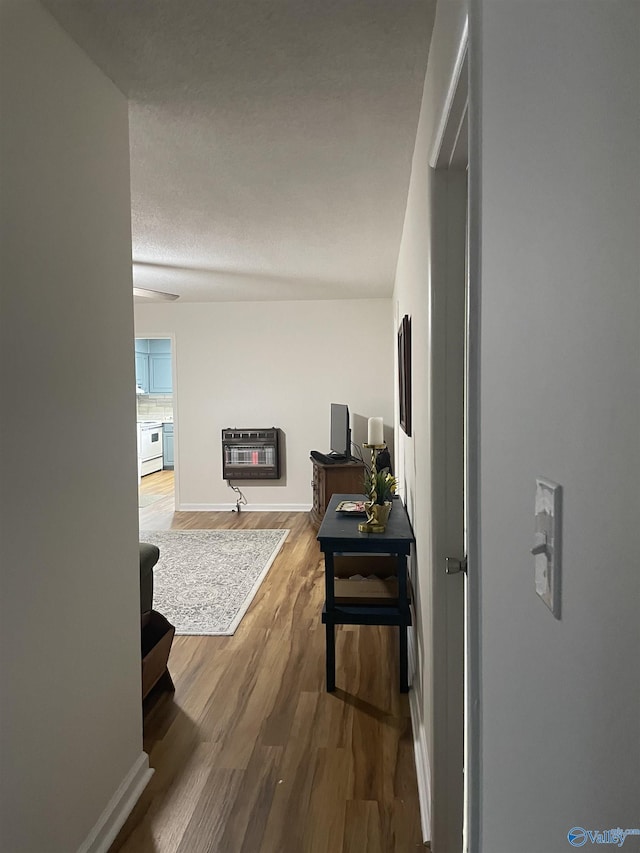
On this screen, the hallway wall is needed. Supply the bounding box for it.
[474,2,640,850]
[0,2,145,850]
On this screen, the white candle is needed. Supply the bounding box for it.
[368,417,384,446]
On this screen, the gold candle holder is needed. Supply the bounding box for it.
[359,442,387,533]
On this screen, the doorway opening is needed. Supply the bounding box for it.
[135,335,178,513]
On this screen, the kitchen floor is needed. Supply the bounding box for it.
[138,470,175,527]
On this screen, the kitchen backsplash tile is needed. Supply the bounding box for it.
[137,394,173,421]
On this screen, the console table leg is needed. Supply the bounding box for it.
[399,624,409,693]
[326,623,336,692]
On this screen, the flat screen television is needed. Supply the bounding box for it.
[330,403,351,459]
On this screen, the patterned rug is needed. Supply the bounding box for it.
[141,528,289,635]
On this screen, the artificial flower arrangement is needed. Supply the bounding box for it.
[366,468,398,506]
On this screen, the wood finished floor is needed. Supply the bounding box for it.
[113,471,426,852]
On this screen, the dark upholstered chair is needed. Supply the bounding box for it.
[140,542,160,627]
[139,543,174,700]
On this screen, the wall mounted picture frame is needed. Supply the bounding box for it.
[398,314,412,436]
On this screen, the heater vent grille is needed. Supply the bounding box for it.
[222,427,281,480]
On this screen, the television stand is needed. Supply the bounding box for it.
[310,455,365,529]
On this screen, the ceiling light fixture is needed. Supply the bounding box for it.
[133,287,180,301]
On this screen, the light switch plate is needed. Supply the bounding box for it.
[533,477,562,619]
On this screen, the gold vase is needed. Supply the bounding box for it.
[358,501,392,533]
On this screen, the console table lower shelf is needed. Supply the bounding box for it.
[321,601,412,692]
[317,493,415,693]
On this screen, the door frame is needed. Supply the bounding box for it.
[428,15,481,853]
[466,4,481,848]
[135,332,180,508]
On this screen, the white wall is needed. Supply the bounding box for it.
[475,2,640,851]
[135,299,394,509]
[0,2,146,851]
[393,1,468,847]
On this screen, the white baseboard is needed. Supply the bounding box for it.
[77,752,153,853]
[408,630,431,845]
[177,502,312,513]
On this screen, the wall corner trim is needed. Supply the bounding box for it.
[76,752,154,853]
[409,685,432,845]
[429,15,469,169]
[408,631,432,844]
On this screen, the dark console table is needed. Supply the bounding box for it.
[317,493,416,692]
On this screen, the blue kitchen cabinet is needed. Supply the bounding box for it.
[135,338,172,393]
[149,353,172,393]
[135,352,149,392]
[163,423,174,469]
[149,338,171,354]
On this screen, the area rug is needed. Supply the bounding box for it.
[141,529,289,635]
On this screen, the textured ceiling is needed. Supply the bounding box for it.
[42,0,435,301]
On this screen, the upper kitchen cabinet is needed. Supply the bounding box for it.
[135,338,173,394]
[149,353,172,393]
[135,351,149,392]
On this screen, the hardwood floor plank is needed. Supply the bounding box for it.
[389,796,426,852]
[217,745,282,853]
[342,800,384,853]
[112,739,216,852]
[301,747,351,853]
[113,474,426,852]
[258,692,323,853]
[174,768,243,853]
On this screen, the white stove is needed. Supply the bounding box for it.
[137,421,163,477]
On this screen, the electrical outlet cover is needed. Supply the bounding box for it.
[534,478,562,619]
